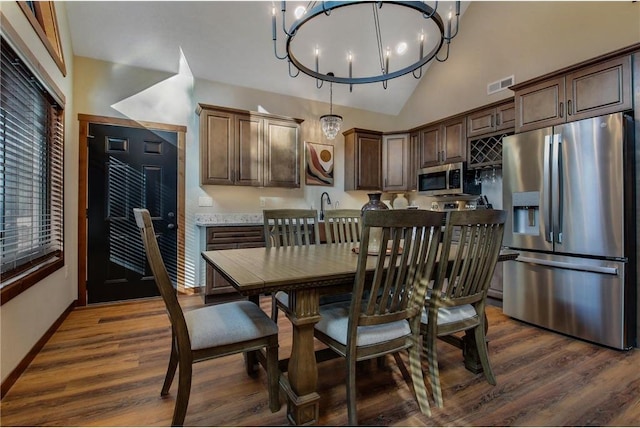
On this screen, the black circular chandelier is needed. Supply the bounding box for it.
[271,1,461,89]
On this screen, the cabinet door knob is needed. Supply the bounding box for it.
[559,102,564,118]
[567,100,573,116]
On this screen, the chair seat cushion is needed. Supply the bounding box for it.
[184,301,277,351]
[421,303,478,327]
[315,302,411,347]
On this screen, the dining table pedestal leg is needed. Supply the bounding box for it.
[281,288,321,426]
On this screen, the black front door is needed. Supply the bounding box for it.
[87,123,178,304]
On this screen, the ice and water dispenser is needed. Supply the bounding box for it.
[512,191,540,235]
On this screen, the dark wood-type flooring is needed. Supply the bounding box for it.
[1,294,639,426]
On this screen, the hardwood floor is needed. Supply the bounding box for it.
[1,294,639,426]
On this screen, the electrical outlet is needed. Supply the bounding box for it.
[259,197,266,207]
[198,196,213,207]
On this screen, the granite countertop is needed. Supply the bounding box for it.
[195,213,263,226]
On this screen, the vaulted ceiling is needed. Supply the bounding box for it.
[65,1,468,115]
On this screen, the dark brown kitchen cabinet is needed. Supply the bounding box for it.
[408,132,419,191]
[264,118,300,188]
[565,55,632,121]
[382,133,409,191]
[198,104,302,187]
[199,108,236,185]
[203,225,265,304]
[467,131,512,169]
[343,128,382,191]
[236,114,263,186]
[198,108,262,186]
[513,76,566,133]
[513,54,632,133]
[467,101,515,137]
[418,115,466,168]
[418,124,439,167]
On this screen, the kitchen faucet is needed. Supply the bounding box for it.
[320,192,331,220]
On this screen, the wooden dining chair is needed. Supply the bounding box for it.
[420,209,506,408]
[263,208,320,248]
[320,209,363,306]
[263,209,320,321]
[133,208,280,426]
[323,209,362,244]
[314,209,445,425]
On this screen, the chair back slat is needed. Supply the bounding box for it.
[133,208,189,344]
[263,209,319,248]
[353,210,444,332]
[435,210,506,307]
[324,209,362,244]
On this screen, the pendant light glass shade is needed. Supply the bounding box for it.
[320,73,342,140]
[320,113,343,140]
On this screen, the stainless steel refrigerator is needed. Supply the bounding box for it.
[502,112,636,350]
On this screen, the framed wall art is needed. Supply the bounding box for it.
[305,141,334,186]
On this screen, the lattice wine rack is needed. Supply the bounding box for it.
[468,132,513,169]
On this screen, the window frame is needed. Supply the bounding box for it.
[17,1,66,76]
[1,17,66,305]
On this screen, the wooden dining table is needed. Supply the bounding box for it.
[202,243,518,426]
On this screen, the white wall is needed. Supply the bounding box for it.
[399,1,640,129]
[0,2,76,384]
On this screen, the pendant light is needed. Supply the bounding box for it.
[320,72,342,140]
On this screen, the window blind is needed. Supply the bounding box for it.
[0,37,64,286]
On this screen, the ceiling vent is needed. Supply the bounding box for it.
[487,75,514,95]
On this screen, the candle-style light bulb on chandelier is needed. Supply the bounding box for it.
[319,72,343,140]
[271,1,461,89]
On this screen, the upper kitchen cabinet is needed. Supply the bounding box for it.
[198,104,302,188]
[344,128,382,191]
[199,108,237,185]
[236,114,264,186]
[408,132,419,191]
[467,100,515,137]
[513,52,632,133]
[565,56,632,121]
[264,118,300,188]
[418,115,466,168]
[382,133,409,192]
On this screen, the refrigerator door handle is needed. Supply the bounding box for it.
[543,135,553,242]
[553,134,563,244]
[516,256,619,275]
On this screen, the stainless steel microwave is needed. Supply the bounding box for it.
[417,162,481,196]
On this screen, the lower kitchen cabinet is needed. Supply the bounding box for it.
[203,225,265,304]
